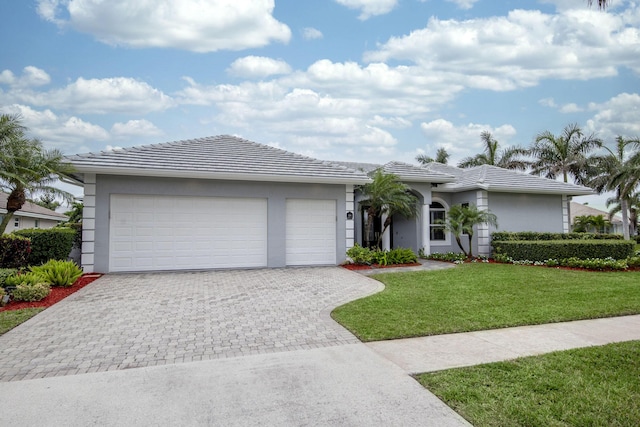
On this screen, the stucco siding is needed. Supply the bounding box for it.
[93,175,347,272]
[1,216,60,233]
[488,192,565,233]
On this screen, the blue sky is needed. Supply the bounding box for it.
[1,0,639,208]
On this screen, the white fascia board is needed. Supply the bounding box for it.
[72,166,372,185]
[435,184,594,196]
[0,210,66,221]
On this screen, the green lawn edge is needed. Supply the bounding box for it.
[0,308,44,335]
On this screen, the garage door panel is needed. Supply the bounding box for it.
[286,199,336,266]
[109,195,267,272]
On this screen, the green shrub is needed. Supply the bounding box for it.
[5,271,49,288]
[628,256,640,268]
[0,235,31,269]
[0,286,6,305]
[492,240,635,262]
[386,248,418,265]
[13,228,75,266]
[0,268,18,289]
[346,244,374,265]
[30,260,82,287]
[427,252,467,262]
[12,282,51,302]
[491,232,623,242]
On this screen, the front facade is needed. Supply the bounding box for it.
[69,136,593,273]
[0,193,67,233]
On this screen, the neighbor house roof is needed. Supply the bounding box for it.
[67,135,370,185]
[331,161,455,183]
[570,202,622,224]
[422,163,594,196]
[0,193,67,221]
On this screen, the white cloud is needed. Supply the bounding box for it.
[585,92,640,140]
[0,74,174,114]
[227,56,292,78]
[420,119,518,161]
[0,104,109,150]
[0,66,51,87]
[111,119,163,138]
[364,7,640,89]
[446,0,480,10]
[302,27,323,40]
[334,0,398,20]
[559,103,583,113]
[37,0,291,52]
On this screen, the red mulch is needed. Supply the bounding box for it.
[342,263,422,271]
[0,274,103,312]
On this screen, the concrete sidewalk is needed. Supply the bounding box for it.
[367,314,640,373]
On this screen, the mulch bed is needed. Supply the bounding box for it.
[342,263,422,271]
[0,274,103,312]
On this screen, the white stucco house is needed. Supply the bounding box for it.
[0,193,68,233]
[67,136,594,273]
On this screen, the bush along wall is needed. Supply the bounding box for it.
[0,235,31,269]
[13,228,75,266]
[491,231,623,242]
[492,240,635,262]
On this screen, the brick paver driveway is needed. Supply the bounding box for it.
[0,268,381,382]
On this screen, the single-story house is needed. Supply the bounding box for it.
[67,136,594,273]
[570,202,623,234]
[0,192,68,233]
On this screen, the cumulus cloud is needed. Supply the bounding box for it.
[585,92,640,140]
[334,0,398,20]
[420,119,518,161]
[302,27,323,40]
[0,73,174,114]
[446,0,480,10]
[111,119,163,138]
[37,0,291,52]
[0,66,51,87]
[364,7,640,89]
[227,56,292,78]
[0,104,109,150]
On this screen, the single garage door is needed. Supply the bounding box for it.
[286,199,336,266]
[109,194,268,272]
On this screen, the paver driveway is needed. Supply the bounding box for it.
[0,267,381,382]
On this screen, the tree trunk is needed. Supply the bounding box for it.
[0,212,14,235]
[454,235,468,258]
[621,198,631,240]
[467,233,474,259]
[376,216,392,249]
[1,188,26,235]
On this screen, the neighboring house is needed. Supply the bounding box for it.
[570,202,623,234]
[0,192,68,233]
[67,136,593,273]
[336,161,594,258]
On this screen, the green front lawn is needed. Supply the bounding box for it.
[416,340,640,427]
[0,308,44,335]
[332,263,640,341]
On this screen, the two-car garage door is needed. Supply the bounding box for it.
[109,195,336,272]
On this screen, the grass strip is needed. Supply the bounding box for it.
[0,308,44,335]
[332,263,640,341]
[416,341,640,427]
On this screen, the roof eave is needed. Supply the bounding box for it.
[71,166,371,185]
[435,183,594,196]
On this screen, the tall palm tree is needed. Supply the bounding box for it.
[358,169,419,248]
[442,204,498,259]
[530,123,602,185]
[607,192,639,237]
[0,114,76,234]
[588,0,609,9]
[457,131,529,170]
[416,148,450,165]
[589,136,640,240]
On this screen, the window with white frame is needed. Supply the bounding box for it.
[14,217,20,228]
[429,202,446,241]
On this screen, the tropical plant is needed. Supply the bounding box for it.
[607,192,639,237]
[441,204,498,258]
[573,214,611,234]
[589,136,640,240]
[0,114,76,235]
[530,123,602,185]
[358,170,419,249]
[588,0,609,8]
[64,202,83,224]
[416,148,450,165]
[30,259,82,287]
[457,131,529,170]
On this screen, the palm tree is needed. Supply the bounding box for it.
[0,114,76,234]
[530,123,602,185]
[358,169,419,249]
[607,192,639,237]
[589,136,640,240]
[588,0,609,9]
[442,204,498,259]
[416,148,450,165]
[457,131,529,170]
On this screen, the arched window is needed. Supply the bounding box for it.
[430,201,446,241]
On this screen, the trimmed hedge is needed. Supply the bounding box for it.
[492,231,623,242]
[13,228,75,266]
[492,240,635,262]
[0,235,31,269]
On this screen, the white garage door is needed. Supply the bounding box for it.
[286,199,336,266]
[109,194,268,272]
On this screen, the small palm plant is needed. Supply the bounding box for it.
[441,204,498,259]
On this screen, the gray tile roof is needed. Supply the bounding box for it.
[67,136,370,185]
[424,163,594,196]
[0,193,67,221]
[331,161,455,183]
